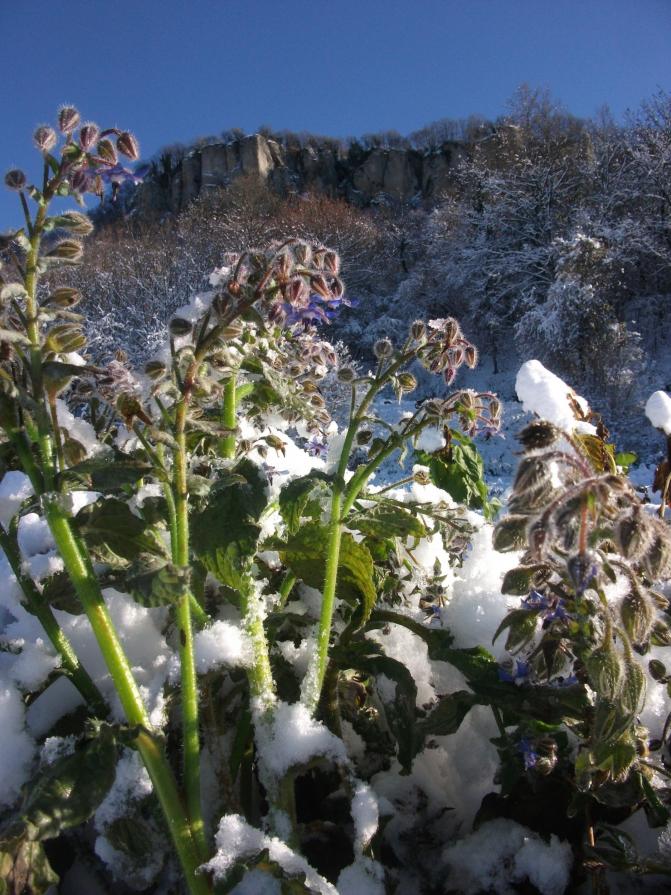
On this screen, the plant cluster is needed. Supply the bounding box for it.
[1,108,671,895]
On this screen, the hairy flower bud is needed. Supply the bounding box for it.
[267,302,286,326]
[55,211,94,236]
[70,169,89,193]
[413,467,431,485]
[615,509,652,561]
[517,420,559,451]
[293,242,312,266]
[97,138,118,164]
[47,287,81,308]
[58,106,80,134]
[4,169,26,191]
[44,323,86,354]
[566,550,599,594]
[116,131,140,160]
[373,338,394,359]
[169,317,192,337]
[356,429,372,445]
[464,344,478,368]
[33,125,57,154]
[324,251,340,274]
[45,239,84,263]
[411,320,426,341]
[144,359,167,381]
[621,657,646,714]
[620,588,654,645]
[310,274,331,300]
[397,372,417,393]
[337,366,355,383]
[586,642,624,699]
[287,277,310,308]
[78,122,100,152]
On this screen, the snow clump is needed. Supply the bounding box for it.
[516,359,596,434]
[645,390,671,435]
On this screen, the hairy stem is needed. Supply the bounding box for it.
[0,525,106,714]
[173,399,207,859]
[220,374,237,460]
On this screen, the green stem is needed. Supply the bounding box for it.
[0,525,106,714]
[173,402,207,859]
[240,573,276,708]
[277,571,297,609]
[220,374,237,459]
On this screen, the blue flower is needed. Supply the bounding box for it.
[517,737,539,770]
[498,659,530,683]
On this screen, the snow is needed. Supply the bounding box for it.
[414,426,446,453]
[204,814,338,895]
[55,398,103,456]
[645,390,671,435]
[515,359,596,434]
[443,818,572,895]
[0,674,35,807]
[95,749,153,829]
[193,620,253,672]
[0,470,33,529]
[336,857,385,895]
[350,781,379,852]
[253,700,348,784]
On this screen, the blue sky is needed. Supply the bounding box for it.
[2,0,669,227]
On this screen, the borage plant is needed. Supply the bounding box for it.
[0,108,506,894]
[490,408,671,883]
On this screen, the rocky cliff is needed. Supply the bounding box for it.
[138,133,476,213]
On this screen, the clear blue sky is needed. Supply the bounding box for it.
[2,0,669,227]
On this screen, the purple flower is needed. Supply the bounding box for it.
[306,436,328,458]
[522,590,571,625]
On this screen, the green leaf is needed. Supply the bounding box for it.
[500,564,550,596]
[492,515,528,552]
[368,610,455,659]
[191,460,268,589]
[418,690,478,738]
[41,571,82,614]
[4,724,117,843]
[279,522,377,625]
[349,502,427,540]
[416,431,493,516]
[126,561,189,607]
[333,642,418,771]
[278,472,331,535]
[492,608,541,653]
[76,497,166,561]
[65,456,153,491]
[615,452,638,473]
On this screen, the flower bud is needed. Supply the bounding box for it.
[55,211,94,236]
[116,131,140,161]
[144,360,167,381]
[288,277,310,308]
[169,317,192,337]
[621,657,646,714]
[293,242,312,266]
[324,251,340,274]
[397,372,417,393]
[566,550,599,593]
[373,338,393,359]
[45,239,84,263]
[58,106,80,134]
[411,320,426,340]
[4,169,26,191]
[47,287,81,308]
[442,318,460,345]
[268,302,286,326]
[356,429,372,445]
[489,398,502,420]
[464,344,478,368]
[44,323,86,353]
[517,420,559,451]
[97,138,118,164]
[413,467,431,485]
[337,366,355,383]
[329,276,345,298]
[586,643,624,699]
[614,509,651,561]
[70,170,90,193]
[620,588,654,645]
[33,125,57,154]
[222,322,243,340]
[310,274,331,300]
[78,122,100,152]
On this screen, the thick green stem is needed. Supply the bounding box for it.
[220,374,237,459]
[173,402,207,859]
[135,732,212,895]
[240,574,276,708]
[0,525,106,714]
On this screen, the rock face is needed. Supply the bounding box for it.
[140,134,470,213]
